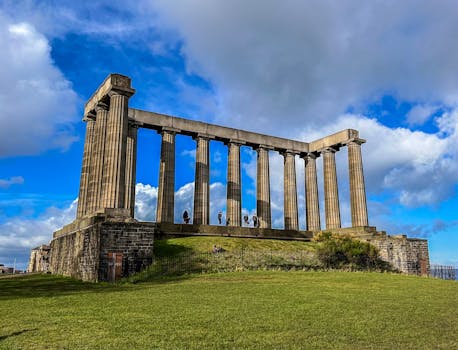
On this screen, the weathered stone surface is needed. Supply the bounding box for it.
[156,129,175,223]
[27,245,51,273]
[50,216,155,282]
[193,136,210,225]
[303,153,321,231]
[283,151,299,230]
[226,142,241,227]
[323,147,341,229]
[256,146,271,228]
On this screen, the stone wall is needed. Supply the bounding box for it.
[369,234,429,276]
[49,215,156,282]
[317,227,430,276]
[27,244,51,273]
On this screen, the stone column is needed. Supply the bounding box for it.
[124,123,138,218]
[226,141,242,227]
[87,102,109,215]
[193,135,210,225]
[347,138,369,227]
[76,115,96,218]
[283,151,299,230]
[323,147,341,229]
[156,129,176,223]
[101,91,131,210]
[256,146,271,228]
[303,153,321,231]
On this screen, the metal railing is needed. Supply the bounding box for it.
[429,264,456,280]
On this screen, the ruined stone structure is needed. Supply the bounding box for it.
[39,73,429,281]
[27,244,51,273]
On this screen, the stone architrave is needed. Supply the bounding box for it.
[76,115,96,218]
[87,102,109,214]
[193,135,210,225]
[302,153,321,231]
[101,91,133,210]
[125,123,138,218]
[156,129,176,223]
[347,138,369,227]
[226,141,242,227]
[283,150,299,230]
[256,145,271,228]
[322,147,341,229]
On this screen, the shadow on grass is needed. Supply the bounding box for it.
[0,329,37,342]
[0,274,123,301]
[153,239,193,257]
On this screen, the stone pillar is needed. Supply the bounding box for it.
[76,115,96,218]
[87,102,109,215]
[101,91,131,210]
[156,129,176,223]
[283,151,299,230]
[193,135,210,225]
[226,141,242,227]
[303,153,321,231]
[323,147,341,229]
[348,138,369,227]
[256,146,271,228]
[125,123,138,218]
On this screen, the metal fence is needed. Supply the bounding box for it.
[429,264,456,280]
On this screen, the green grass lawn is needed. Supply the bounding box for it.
[0,272,457,349]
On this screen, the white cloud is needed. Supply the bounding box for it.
[0,176,24,189]
[151,1,458,135]
[0,199,77,269]
[406,104,438,126]
[0,15,78,157]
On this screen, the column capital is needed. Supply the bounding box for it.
[255,144,274,152]
[320,146,339,154]
[83,111,96,122]
[109,88,135,98]
[300,152,319,160]
[224,139,245,146]
[345,137,366,146]
[95,102,109,112]
[192,133,214,141]
[128,120,141,129]
[280,149,298,157]
[159,126,180,135]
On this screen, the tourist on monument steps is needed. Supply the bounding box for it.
[218,211,223,225]
[182,210,190,224]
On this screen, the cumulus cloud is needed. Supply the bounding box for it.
[0,176,24,189]
[0,14,78,157]
[0,199,77,269]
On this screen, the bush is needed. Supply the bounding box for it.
[314,232,391,271]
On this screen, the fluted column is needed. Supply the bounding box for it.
[256,146,271,228]
[193,135,210,225]
[226,141,241,227]
[283,151,299,230]
[87,102,109,214]
[348,138,369,227]
[125,123,138,218]
[303,153,321,231]
[156,129,176,223]
[77,115,96,218]
[101,91,131,209]
[323,147,341,229]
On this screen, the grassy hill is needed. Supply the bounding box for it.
[1,271,457,349]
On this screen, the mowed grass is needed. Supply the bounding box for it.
[0,272,457,349]
[154,236,316,257]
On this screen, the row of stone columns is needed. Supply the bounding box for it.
[77,91,137,219]
[154,131,368,231]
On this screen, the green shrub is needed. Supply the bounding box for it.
[314,232,392,271]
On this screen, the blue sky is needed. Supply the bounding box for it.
[0,1,457,269]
